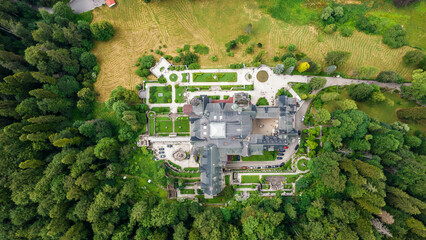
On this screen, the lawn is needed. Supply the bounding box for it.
[297,158,309,171]
[182,73,189,82]
[193,72,237,82]
[180,189,195,194]
[149,86,172,103]
[169,73,178,82]
[174,117,190,133]
[242,151,277,161]
[175,86,186,103]
[150,107,170,113]
[155,117,173,133]
[126,150,168,198]
[92,0,416,101]
[320,89,425,133]
[149,118,155,136]
[241,175,260,183]
[225,175,230,185]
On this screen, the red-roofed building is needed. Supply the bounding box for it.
[106,0,116,7]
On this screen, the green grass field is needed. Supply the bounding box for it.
[169,73,178,82]
[149,119,155,135]
[174,118,190,133]
[175,86,186,103]
[241,175,260,183]
[182,73,189,82]
[193,72,238,82]
[155,117,173,133]
[149,86,172,103]
[242,151,277,161]
[180,189,195,194]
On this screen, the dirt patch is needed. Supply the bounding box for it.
[252,119,276,135]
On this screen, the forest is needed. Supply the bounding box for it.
[0,1,425,240]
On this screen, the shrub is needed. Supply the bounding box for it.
[176,48,182,53]
[188,63,200,69]
[245,46,253,54]
[309,77,327,90]
[403,50,424,66]
[237,35,250,44]
[182,52,198,65]
[193,44,209,54]
[283,57,297,68]
[256,97,269,106]
[396,107,426,122]
[173,56,181,63]
[210,55,218,61]
[298,62,310,73]
[347,83,374,102]
[257,42,262,48]
[376,71,398,83]
[288,44,296,52]
[324,51,351,67]
[225,40,237,51]
[382,25,408,49]
[183,45,191,52]
[281,52,295,62]
[324,24,336,34]
[136,68,150,77]
[90,21,115,41]
[273,56,280,62]
[353,66,379,79]
[340,26,354,37]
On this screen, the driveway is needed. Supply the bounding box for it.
[68,0,106,14]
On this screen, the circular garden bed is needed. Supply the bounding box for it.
[256,70,269,82]
[297,158,309,171]
[148,111,156,119]
[169,73,178,82]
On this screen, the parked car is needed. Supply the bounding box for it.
[278,153,284,156]
[159,148,165,150]
[277,157,283,160]
[266,165,272,169]
[295,145,299,150]
[298,138,301,143]
[301,116,305,122]
[298,130,301,135]
[160,155,166,158]
[273,165,279,168]
[242,166,248,170]
[283,145,289,149]
[257,166,262,169]
[280,163,284,167]
[249,166,255,169]
[167,145,173,148]
[159,151,165,154]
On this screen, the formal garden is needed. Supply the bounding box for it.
[175,85,186,103]
[174,116,190,133]
[149,85,172,103]
[193,72,238,82]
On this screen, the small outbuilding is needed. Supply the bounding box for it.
[106,0,116,7]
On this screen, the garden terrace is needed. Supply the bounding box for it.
[149,86,172,103]
[155,116,173,134]
[193,72,237,82]
[175,86,186,103]
[241,151,277,161]
[241,175,260,183]
[174,116,190,133]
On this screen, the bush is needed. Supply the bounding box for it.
[396,107,426,122]
[324,24,336,34]
[256,97,269,106]
[225,40,237,51]
[309,77,327,90]
[245,46,253,54]
[288,44,296,52]
[173,56,181,63]
[136,68,150,77]
[339,26,354,37]
[188,63,200,69]
[298,62,310,73]
[376,71,398,83]
[257,42,262,48]
[193,44,209,54]
[237,35,250,44]
[403,50,424,66]
[90,21,115,41]
[210,55,218,61]
[283,57,297,68]
[353,66,379,79]
[382,25,408,49]
[281,52,295,62]
[273,56,280,62]
[324,51,351,67]
[182,52,199,65]
[347,83,374,102]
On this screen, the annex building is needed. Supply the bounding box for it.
[183,93,298,196]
